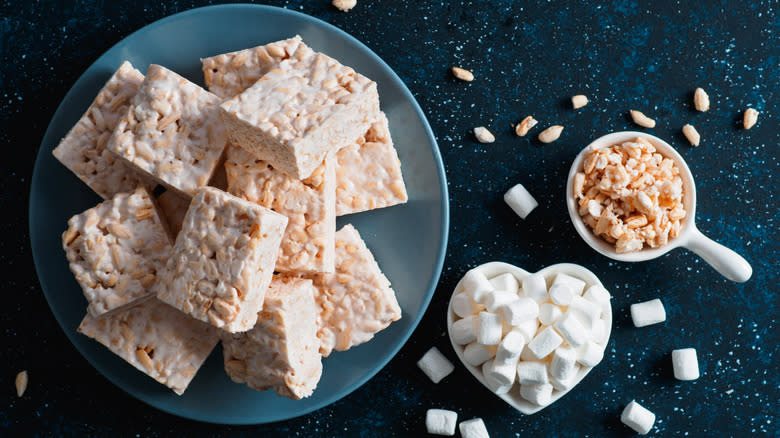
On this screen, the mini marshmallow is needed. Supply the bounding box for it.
[672,348,700,381]
[477,312,503,345]
[551,369,580,391]
[481,361,511,394]
[461,269,494,303]
[495,330,525,363]
[500,297,539,326]
[463,342,496,367]
[489,273,518,294]
[577,341,605,367]
[504,183,538,219]
[418,347,455,384]
[527,326,564,359]
[552,273,586,296]
[554,312,588,348]
[549,283,575,306]
[521,273,548,302]
[483,290,519,312]
[519,383,553,406]
[452,292,483,318]
[630,298,666,327]
[538,303,563,325]
[621,400,655,435]
[583,284,611,309]
[550,346,578,381]
[451,315,478,345]
[426,409,458,436]
[486,357,518,386]
[459,418,490,438]
[516,361,549,385]
[591,318,610,345]
[514,318,539,343]
[568,295,602,329]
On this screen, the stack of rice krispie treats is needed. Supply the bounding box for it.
[53,36,408,399]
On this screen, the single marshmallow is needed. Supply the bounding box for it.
[549,283,575,306]
[459,418,491,438]
[583,284,611,310]
[672,348,700,381]
[514,318,539,343]
[519,383,554,406]
[554,312,588,348]
[489,273,519,294]
[504,183,538,219]
[621,400,656,435]
[591,318,610,345]
[452,292,483,318]
[516,361,549,385]
[552,273,586,296]
[426,409,458,436]
[577,341,605,367]
[538,302,563,325]
[481,361,511,394]
[486,357,518,386]
[461,269,494,303]
[630,299,666,327]
[477,312,503,345]
[463,342,496,367]
[527,326,564,359]
[418,347,455,384]
[483,290,519,312]
[551,369,580,391]
[451,316,478,345]
[568,295,602,329]
[495,330,525,363]
[500,297,539,326]
[521,273,548,302]
[550,346,578,381]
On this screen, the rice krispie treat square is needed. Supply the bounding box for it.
[78,297,219,395]
[219,44,380,180]
[334,112,408,216]
[310,224,401,357]
[222,276,322,400]
[157,187,288,333]
[62,187,172,317]
[224,145,335,274]
[52,61,155,199]
[107,64,228,197]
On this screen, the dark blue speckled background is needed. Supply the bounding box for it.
[2,1,778,436]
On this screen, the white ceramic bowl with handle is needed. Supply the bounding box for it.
[565,131,752,283]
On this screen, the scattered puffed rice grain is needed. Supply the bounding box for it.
[572,95,589,109]
[15,370,28,397]
[452,66,474,82]
[332,0,357,12]
[630,110,656,128]
[515,116,538,136]
[693,88,710,112]
[682,124,700,146]
[538,125,564,143]
[473,126,495,143]
[743,108,759,129]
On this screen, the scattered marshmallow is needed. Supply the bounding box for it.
[477,312,503,345]
[550,346,578,381]
[426,409,458,436]
[630,298,666,327]
[568,295,602,329]
[521,273,548,302]
[495,330,525,363]
[519,383,553,406]
[538,303,563,325]
[621,400,656,435]
[481,361,511,394]
[486,357,519,386]
[459,418,490,438]
[554,312,588,348]
[463,342,496,367]
[452,292,483,318]
[451,315,478,345]
[549,283,575,306]
[504,183,538,219]
[672,348,700,381]
[418,347,455,384]
[483,290,519,312]
[552,273,586,296]
[501,298,539,326]
[462,269,494,303]
[489,273,518,294]
[527,326,564,359]
[577,341,605,367]
[516,361,549,385]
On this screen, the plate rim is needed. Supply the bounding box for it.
[28,3,449,425]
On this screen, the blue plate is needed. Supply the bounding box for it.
[29,4,448,425]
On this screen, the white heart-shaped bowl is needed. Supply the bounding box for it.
[447,262,612,415]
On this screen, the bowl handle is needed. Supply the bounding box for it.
[683,226,752,282]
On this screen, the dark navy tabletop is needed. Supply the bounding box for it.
[2,1,777,436]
